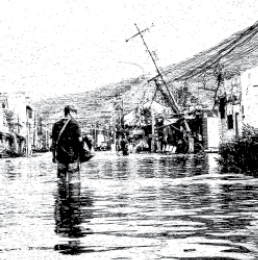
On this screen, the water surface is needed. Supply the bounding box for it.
[1,152,258,259]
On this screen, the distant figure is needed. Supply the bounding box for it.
[120,137,129,156]
[115,139,120,152]
[176,139,188,154]
[51,105,83,181]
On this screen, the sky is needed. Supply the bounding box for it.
[1,0,258,100]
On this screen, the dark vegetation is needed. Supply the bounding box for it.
[216,124,258,173]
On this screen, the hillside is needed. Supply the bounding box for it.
[31,72,216,134]
[31,75,152,129]
[30,20,258,127]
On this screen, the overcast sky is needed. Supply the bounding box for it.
[1,0,258,99]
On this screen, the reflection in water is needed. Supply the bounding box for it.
[2,153,258,259]
[54,175,94,255]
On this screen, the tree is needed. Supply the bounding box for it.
[4,109,22,133]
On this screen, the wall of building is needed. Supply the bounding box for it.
[241,66,258,128]
[202,116,220,149]
[217,66,258,143]
[0,93,37,154]
[214,74,243,143]
[219,103,242,142]
[7,93,27,136]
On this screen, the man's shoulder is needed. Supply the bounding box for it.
[69,118,80,127]
[53,118,79,129]
[53,119,66,127]
[70,118,79,124]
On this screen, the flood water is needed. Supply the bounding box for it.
[1,152,258,260]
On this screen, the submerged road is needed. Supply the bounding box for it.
[1,152,258,260]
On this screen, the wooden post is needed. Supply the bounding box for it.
[33,112,37,148]
[26,121,29,157]
[151,104,155,152]
[121,94,124,130]
[95,123,97,147]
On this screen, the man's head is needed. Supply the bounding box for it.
[64,105,78,118]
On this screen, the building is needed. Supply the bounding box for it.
[0,92,36,155]
[160,20,258,149]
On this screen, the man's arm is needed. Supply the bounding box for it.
[50,123,57,163]
[74,122,83,151]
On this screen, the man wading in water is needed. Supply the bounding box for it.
[51,105,83,182]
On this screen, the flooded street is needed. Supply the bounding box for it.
[1,152,258,260]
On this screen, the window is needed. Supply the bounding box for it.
[227,115,234,130]
[219,97,226,119]
[26,106,33,119]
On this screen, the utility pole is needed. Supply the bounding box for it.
[120,93,125,130]
[94,122,97,147]
[126,23,193,152]
[126,23,180,114]
[17,114,20,134]
[151,104,156,152]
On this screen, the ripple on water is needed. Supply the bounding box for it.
[1,153,258,259]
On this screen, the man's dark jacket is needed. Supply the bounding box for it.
[51,118,82,163]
